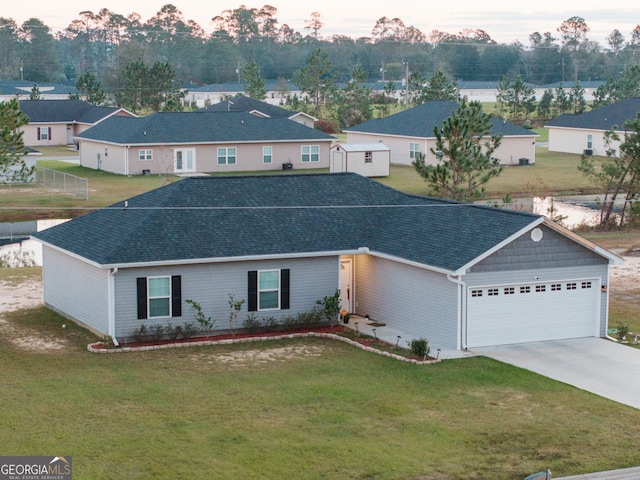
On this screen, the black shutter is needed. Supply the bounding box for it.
[280,269,290,310]
[248,271,258,312]
[37,128,41,141]
[136,278,147,319]
[48,127,52,140]
[171,275,182,317]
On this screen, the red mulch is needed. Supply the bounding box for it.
[92,325,347,350]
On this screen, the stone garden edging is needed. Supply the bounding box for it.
[87,332,440,365]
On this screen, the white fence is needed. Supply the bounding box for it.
[37,167,88,200]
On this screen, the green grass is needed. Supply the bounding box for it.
[0,160,182,222]
[1,305,639,480]
[377,147,598,198]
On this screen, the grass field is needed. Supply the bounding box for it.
[1,291,639,480]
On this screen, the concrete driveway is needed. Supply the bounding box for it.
[473,338,640,409]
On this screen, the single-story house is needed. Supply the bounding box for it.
[546,97,640,156]
[32,173,621,350]
[330,143,390,177]
[345,100,537,167]
[182,79,299,109]
[0,81,77,102]
[19,99,136,147]
[199,95,317,129]
[75,111,335,175]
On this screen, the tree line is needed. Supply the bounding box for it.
[1,8,640,90]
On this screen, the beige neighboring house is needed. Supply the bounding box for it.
[199,95,317,129]
[545,98,640,156]
[345,100,537,167]
[19,100,135,147]
[330,143,390,177]
[74,110,334,175]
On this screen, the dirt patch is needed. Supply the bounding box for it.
[0,277,68,352]
[192,344,327,367]
[609,250,640,293]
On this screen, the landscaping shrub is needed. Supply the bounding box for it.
[243,313,261,333]
[408,338,430,358]
[150,324,165,342]
[181,322,199,339]
[131,324,148,343]
[165,323,182,341]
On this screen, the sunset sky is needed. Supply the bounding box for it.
[3,0,639,45]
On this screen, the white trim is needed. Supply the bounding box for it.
[257,269,281,311]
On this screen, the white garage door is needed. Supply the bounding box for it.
[467,279,599,348]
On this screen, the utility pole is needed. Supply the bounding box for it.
[404,62,409,107]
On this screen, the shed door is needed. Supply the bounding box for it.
[466,280,599,348]
[332,151,345,173]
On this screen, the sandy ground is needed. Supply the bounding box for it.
[1,255,639,353]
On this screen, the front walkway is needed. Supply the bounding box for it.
[343,315,473,360]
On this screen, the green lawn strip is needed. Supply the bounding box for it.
[1,307,639,479]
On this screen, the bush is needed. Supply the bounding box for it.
[408,338,430,358]
[131,324,149,343]
[616,324,630,341]
[181,322,199,339]
[243,313,261,333]
[263,316,279,332]
[165,323,182,341]
[150,324,165,342]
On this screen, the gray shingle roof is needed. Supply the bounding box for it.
[33,173,540,272]
[199,95,296,119]
[546,97,640,130]
[76,111,334,145]
[345,100,535,138]
[19,99,123,124]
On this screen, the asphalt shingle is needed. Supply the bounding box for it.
[33,173,540,272]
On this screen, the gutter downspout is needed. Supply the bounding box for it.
[447,273,467,350]
[108,267,120,346]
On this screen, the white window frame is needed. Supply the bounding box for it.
[104,147,109,157]
[587,134,593,149]
[301,145,320,162]
[38,127,49,141]
[409,143,420,159]
[218,147,237,165]
[263,146,273,164]
[258,269,280,311]
[148,276,171,318]
[139,149,153,161]
[364,151,373,164]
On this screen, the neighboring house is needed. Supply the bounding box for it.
[32,173,620,350]
[546,98,640,156]
[0,81,77,102]
[200,95,317,128]
[75,111,334,175]
[0,149,39,183]
[183,79,299,109]
[19,100,135,147]
[330,143,390,177]
[345,100,537,167]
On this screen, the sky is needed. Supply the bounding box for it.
[3,0,640,45]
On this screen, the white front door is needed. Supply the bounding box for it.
[174,148,196,173]
[339,259,353,313]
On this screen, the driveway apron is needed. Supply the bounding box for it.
[473,338,640,409]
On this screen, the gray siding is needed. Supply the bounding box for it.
[42,246,110,334]
[469,225,607,273]
[354,255,459,348]
[113,256,339,338]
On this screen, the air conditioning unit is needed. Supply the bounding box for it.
[583,148,593,156]
[519,158,530,166]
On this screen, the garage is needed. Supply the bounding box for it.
[466,279,600,348]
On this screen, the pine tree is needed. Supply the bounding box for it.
[0,99,33,184]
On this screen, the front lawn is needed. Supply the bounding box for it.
[1,301,639,479]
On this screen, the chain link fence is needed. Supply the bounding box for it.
[36,167,88,200]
